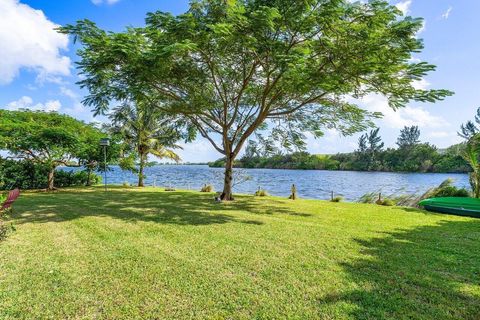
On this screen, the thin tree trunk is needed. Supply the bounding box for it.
[138,153,145,187]
[220,154,235,201]
[86,167,92,186]
[47,168,55,191]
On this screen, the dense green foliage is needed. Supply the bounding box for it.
[211,126,469,173]
[0,110,106,190]
[211,147,468,173]
[0,159,101,190]
[1,187,479,318]
[61,0,451,200]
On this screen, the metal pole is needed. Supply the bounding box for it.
[104,145,107,192]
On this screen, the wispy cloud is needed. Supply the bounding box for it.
[396,0,412,15]
[91,0,121,5]
[441,6,453,20]
[60,86,78,99]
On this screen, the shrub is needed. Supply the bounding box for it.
[254,189,269,197]
[0,159,101,190]
[431,186,470,198]
[0,159,49,190]
[201,184,214,192]
[358,192,377,204]
[381,199,395,206]
[330,196,343,202]
[122,181,130,188]
[55,170,102,188]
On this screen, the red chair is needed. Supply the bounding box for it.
[1,189,20,213]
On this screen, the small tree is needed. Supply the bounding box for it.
[397,126,421,149]
[61,0,452,200]
[109,102,182,187]
[356,128,384,170]
[0,110,100,190]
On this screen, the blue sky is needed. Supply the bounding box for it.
[0,0,478,162]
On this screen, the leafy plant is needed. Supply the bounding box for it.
[331,196,343,203]
[462,138,480,198]
[201,184,214,193]
[430,185,470,198]
[380,199,395,206]
[254,189,269,197]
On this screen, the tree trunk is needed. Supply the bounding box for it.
[220,154,235,201]
[86,167,92,186]
[138,153,145,187]
[47,168,55,191]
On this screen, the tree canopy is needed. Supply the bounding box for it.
[0,110,103,190]
[60,0,452,199]
[397,125,420,149]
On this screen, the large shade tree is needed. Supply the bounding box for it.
[109,102,182,187]
[61,0,452,200]
[0,110,103,190]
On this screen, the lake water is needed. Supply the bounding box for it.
[62,165,470,201]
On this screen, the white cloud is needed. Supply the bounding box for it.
[427,131,449,138]
[0,0,71,85]
[441,6,453,20]
[60,86,78,99]
[91,0,121,5]
[360,94,449,129]
[412,78,430,90]
[5,96,61,112]
[396,0,412,15]
[176,139,220,163]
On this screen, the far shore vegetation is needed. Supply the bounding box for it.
[209,125,469,173]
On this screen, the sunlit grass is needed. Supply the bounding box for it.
[1,186,479,319]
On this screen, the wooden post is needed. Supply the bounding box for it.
[290,184,297,200]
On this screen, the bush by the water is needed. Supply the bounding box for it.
[200,184,214,192]
[0,159,101,190]
[330,196,343,202]
[380,199,395,206]
[254,189,269,197]
[358,179,470,209]
[54,170,102,188]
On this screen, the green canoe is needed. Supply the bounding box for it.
[419,197,480,218]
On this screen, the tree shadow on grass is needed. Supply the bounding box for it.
[11,188,308,226]
[318,218,480,319]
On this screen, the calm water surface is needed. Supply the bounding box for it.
[63,165,470,201]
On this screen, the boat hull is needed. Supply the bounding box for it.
[419,197,480,218]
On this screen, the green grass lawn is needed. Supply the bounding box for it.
[1,187,480,319]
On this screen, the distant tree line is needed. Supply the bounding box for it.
[209,126,469,173]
